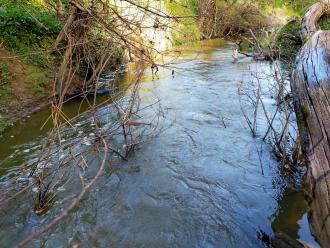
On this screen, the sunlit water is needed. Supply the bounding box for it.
[0,39,319,247]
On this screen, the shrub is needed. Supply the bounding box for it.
[0,1,60,66]
[319,14,330,30]
[276,17,301,66]
[198,0,270,38]
[0,61,10,85]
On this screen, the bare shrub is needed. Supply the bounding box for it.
[0,1,181,246]
[238,62,304,170]
[198,0,271,39]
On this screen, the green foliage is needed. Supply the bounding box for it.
[276,17,301,66]
[0,61,10,85]
[0,1,60,67]
[189,0,199,15]
[301,105,309,120]
[319,15,330,30]
[0,123,6,134]
[22,67,50,96]
[164,0,200,44]
[261,0,316,16]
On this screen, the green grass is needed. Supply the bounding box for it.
[0,61,10,86]
[0,0,61,67]
[0,87,12,98]
[23,67,50,96]
[0,123,6,134]
[261,0,316,16]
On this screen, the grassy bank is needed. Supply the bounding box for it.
[0,0,123,135]
[163,0,200,44]
[0,0,61,133]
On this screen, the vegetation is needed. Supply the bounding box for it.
[164,0,200,44]
[0,0,60,67]
[261,0,315,15]
[0,0,324,129]
[275,17,301,66]
[274,1,330,67]
[0,61,10,86]
[198,0,270,39]
[0,0,124,129]
[319,14,330,30]
[1,0,329,246]
[0,1,60,129]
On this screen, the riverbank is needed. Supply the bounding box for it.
[0,1,57,133]
[0,1,125,135]
[0,47,51,133]
[0,46,90,134]
[0,0,317,135]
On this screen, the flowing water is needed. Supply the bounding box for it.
[0,39,319,247]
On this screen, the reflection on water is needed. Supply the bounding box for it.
[0,39,318,247]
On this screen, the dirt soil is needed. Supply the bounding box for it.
[0,47,83,132]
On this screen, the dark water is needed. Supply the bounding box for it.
[0,39,319,247]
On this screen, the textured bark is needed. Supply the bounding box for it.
[291,2,330,247]
[300,2,330,40]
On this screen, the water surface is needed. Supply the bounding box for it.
[0,39,318,247]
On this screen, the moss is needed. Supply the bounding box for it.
[0,123,6,134]
[0,61,10,85]
[301,105,309,119]
[261,0,316,16]
[276,17,301,66]
[164,0,200,44]
[297,105,309,133]
[319,14,330,30]
[21,67,50,96]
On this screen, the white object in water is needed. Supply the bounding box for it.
[82,137,92,146]
[32,187,39,193]
[57,186,66,192]
[83,141,92,146]
[232,49,238,61]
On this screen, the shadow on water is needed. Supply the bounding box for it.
[0,39,320,247]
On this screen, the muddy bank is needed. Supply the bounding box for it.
[0,46,120,135]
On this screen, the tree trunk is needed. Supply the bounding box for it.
[291,2,330,247]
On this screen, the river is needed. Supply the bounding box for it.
[0,39,319,247]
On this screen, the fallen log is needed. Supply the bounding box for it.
[291,2,330,247]
[300,2,330,41]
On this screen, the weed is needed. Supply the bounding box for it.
[0,61,10,85]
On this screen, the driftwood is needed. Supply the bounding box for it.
[291,1,330,247]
